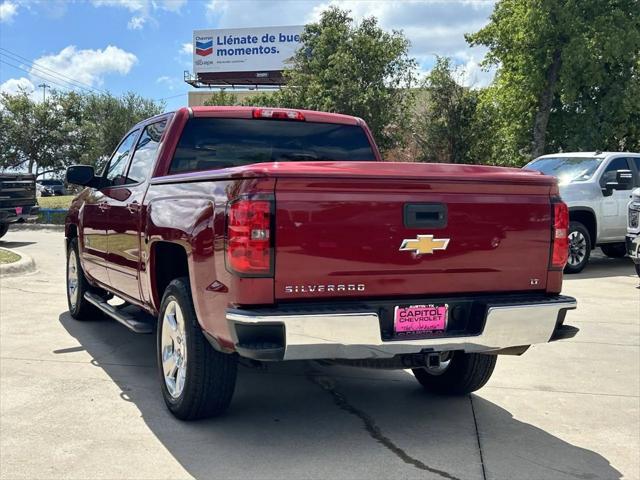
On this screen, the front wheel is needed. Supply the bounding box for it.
[66,238,99,320]
[564,221,591,274]
[635,263,640,278]
[157,277,238,420]
[413,352,497,395]
[0,224,9,239]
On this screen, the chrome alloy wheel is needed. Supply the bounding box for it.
[161,300,188,398]
[425,351,453,376]
[568,230,587,267]
[67,249,79,309]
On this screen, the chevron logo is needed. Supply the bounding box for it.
[195,39,213,57]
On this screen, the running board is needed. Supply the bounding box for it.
[84,292,154,334]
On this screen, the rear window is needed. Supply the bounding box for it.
[169,118,376,174]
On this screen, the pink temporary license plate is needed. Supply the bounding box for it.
[15,206,22,215]
[394,304,448,334]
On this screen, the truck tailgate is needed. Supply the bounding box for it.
[274,174,553,300]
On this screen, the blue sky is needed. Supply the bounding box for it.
[0,0,496,111]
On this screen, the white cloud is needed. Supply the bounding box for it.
[0,77,35,96]
[0,1,18,22]
[31,45,138,87]
[180,42,192,55]
[156,75,178,90]
[128,15,146,29]
[458,50,496,89]
[91,0,146,11]
[157,0,187,12]
[91,0,186,29]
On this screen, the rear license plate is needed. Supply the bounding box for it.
[394,304,448,334]
[15,206,22,215]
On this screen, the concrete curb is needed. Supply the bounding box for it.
[8,223,64,232]
[0,248,36,276]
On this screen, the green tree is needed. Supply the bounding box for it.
[0,90,164,175]
[413,57,479,164]
[78,92,164,170]
[467,0,640,162]
[248,7,417,152]
[0,90,76,174]
[203,90,240,106]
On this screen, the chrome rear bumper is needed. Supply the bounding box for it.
[226,296,577,361]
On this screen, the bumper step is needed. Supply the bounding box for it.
[550,324,580,341]
[84,292,154,334]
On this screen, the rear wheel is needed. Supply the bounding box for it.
[157,277,238,420]
[413,352,496,395]
[600,243,627,258]
[0,224,9,239]
[564,221,591,274]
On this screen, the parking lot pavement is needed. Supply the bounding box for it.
[1,230,638,480]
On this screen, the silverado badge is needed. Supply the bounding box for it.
[399,235,450,255]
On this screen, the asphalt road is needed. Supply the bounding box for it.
[1,230,638,480]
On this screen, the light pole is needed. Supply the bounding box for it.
[38,83,50,102]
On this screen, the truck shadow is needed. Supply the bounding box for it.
[58,312,622,480]
[0,240,37,248]
[568,255,635,280]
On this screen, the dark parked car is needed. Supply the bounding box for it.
[0,173,39,238]
[36,183,54,197]
[39,179,66,195]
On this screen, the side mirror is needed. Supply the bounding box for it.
[66,165,97,187]
[615,169,634,190]
[602,169,633,196]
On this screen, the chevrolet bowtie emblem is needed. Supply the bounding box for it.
[399,235,450,255]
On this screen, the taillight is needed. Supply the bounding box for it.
[252,108,305,121]
[551,200,569,269]
[226,199,273,276]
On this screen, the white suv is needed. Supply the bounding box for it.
[525,152,640,273]
[627,187,640,277]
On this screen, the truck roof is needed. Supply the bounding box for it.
[138,107,363,126]
[536,151,640,158]
[188,106,363,125]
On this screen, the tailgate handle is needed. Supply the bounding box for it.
[404,203,447,229]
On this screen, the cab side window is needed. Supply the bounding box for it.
[600,158,631,189]
[126,120,167,184]
[104,130,139,187]
[632,158,640,186]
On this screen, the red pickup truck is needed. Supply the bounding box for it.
[65,106,577,420]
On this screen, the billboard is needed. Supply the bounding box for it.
[193,25,304,75]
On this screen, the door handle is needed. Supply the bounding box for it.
[404,203,448,228]
[98,202,110,212]
[126,202,140,214]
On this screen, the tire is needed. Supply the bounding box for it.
[600,243,627,258]
[635,263,640,278]
[66,238,99,320]
[0,224,9,239]
[157,277,237,420]
[564,221,591,274]
[413,352,497,395]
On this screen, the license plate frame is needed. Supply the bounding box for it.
[393,304,448,335]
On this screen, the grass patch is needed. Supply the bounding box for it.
[0,248,21,264]
[37,211,67,225]
[38,195,74,209]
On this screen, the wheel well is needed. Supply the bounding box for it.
[569,209,597,246]
[152,242,189,304]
